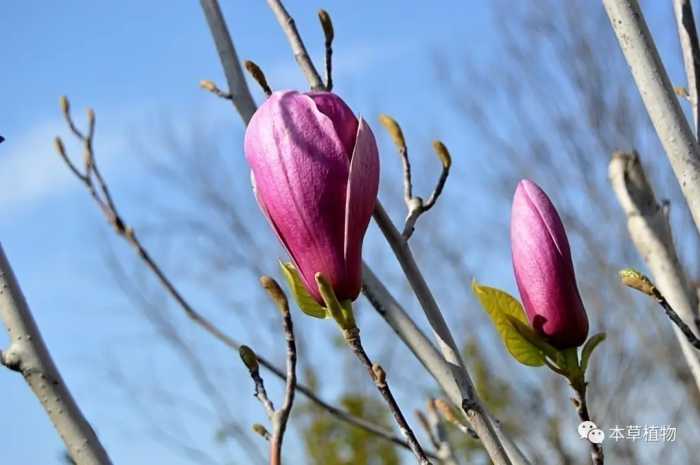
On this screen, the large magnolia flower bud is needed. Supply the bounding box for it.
[244,90,379,303]
[511,179,589,348]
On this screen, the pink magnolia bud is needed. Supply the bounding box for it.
[511,179,589,348]
[244,90,379,303]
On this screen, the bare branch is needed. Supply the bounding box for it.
[199,0,257,123]
[0,244,113,465]
[363,264,529,465]
[266,0,324,91]
[570,383,604,465]
[342,327,433,465]
[200,79,233,101]
[603,0,700,234]
[378,115,452,239]
[260,276,297,465]
[674,0,700,137]
[239,345,276,419]
[621,269,700,350]
[371,203,514,465]
[609,151,700,391]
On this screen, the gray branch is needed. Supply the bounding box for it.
[362,260,531,465]
[266,0,324,91]
[609,151,700,392]
[674,0,700,138]
[200,0,257,123]
[603,0,700,234]
[0,244,113,465]
[369,204,521,465]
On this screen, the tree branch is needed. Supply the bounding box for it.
[674,0,700,138]
[370,203,513,465]
[609,151,700,392]
[603,0,700,234]
[342,328,433,465]
[570,383,604,465]
[266,0,324,91]
[199,0,257,123]
[0,244,113,465]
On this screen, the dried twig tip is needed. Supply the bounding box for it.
[378,114,406,151]
[260,275,289,314]
[60,96,70,115]
[432,141,452,169]
[433,399,458,424]
[619,268,656,296]
[53,137,66,157]
[318,10,334,42]
[239,345,259,371]
[244,60,272,97]
[199,80,217,92]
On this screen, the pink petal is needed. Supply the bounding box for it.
[307,92,359,159]
[342,118,380,299]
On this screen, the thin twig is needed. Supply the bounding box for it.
[426,400,460,465]
[240,346,275,418]
[653,287,700,349]
[318,9,334,91]
[622,270,700,350]
[199,0,257,122]
[0,244,113,465]
[200,79,233,100]
[570,383,604,465]
[343,328,433,465]
[55,98,435,458]
[378,115,452,239]
[266,0,324,91]
[674,0,700,138]
[260,276,297,465]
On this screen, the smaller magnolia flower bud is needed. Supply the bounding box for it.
[511,179,589,348]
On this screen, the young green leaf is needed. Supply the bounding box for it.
[472,280,545,366]
[580,332,606,374]
[504,314,560,361]
[279,262,328,319]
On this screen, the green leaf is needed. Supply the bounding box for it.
[503,315,560,361]
[472,280,545,367]
[580,332,606,374]
[280,262,328,319]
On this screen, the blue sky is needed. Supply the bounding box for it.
[1,2,496,464]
